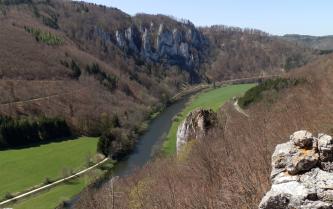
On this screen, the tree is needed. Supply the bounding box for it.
[70,60,81,79]
[97,128,133,159]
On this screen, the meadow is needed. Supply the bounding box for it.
[162,83,255,154]
[0,137,98,200]
[9,177,87,209]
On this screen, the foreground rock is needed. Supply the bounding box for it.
[176,109,217,153]
[259,130,333,209]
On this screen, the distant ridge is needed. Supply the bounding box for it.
[282,34,333,51]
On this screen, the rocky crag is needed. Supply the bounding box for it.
[94,18,207,82]
[259,130,333,209]
[176,109,217,153]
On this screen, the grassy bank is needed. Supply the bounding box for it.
[0,137,98,201]
[162,84,255,154]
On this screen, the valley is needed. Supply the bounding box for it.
[1,84,252,209]
[0,0,332,209]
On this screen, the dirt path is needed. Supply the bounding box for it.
[0,88,86,106]
[233,100,249,117]
[0,157,109,207]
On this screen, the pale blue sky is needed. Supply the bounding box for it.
[83,0,332,36]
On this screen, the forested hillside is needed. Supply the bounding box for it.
[203,26,316,80]
[0,0,320,153]
[283,34,333,51]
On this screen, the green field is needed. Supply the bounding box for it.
[0,137,98,201]
[9,177,87,209]
[163,84,255,154]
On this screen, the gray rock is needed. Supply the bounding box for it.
[259,191,291,209]
[176,109,217,153]
[179,42,190,59]
[125,27,139,53]
[271,138,319,176]
[142,29,151,53]
[94,27,112,43]
[286,149,319,175]
[259,131,333,209]
[318,134,333,162]
[112,21,206,72]
[290,130,315,149]
[173,29,182,45]
[115,30,126,48]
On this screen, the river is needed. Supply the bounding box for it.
[68,92,193,208]
[112,93,192,176]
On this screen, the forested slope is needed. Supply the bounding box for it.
[0,0,320,154]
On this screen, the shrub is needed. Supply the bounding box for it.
[24,26,63,45]
[97,128,134,159]
[70,60,81,79]
[60,59,82,79]
[44,177,53,185]
[5,192,14,199]
[85,63,118,91]
[42,15,59,29]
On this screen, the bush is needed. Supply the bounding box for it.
[97,128,134,159]
[60,59,82,79]
[238,78,304,108]
[5,192,14,199]
[44,177,53,185]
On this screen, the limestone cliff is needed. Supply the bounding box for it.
[259,130,333,209]
[93,17,207,80]
[176,109,217,153]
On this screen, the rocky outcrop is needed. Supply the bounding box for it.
[259,130,333,209]
[110,21,206,72]
[176,109,217,153]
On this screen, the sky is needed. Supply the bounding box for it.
[83,0,332,36]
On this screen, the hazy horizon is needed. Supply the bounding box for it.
[82,0,333,36]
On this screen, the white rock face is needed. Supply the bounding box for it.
[259,131,333,209]
[176,109,217,153]
[115,30,126,48]
[112,22,205,70]
[125,27,139,53]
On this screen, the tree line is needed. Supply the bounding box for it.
[238,78,305,108]
[0,116,71,148]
